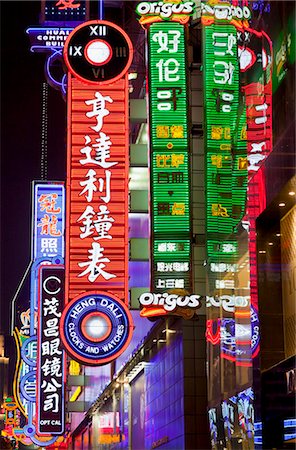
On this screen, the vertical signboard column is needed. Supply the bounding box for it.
[149,22,191,294]
[60,21,134,366]
[136,2,199,319]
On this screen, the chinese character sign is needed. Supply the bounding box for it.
[33,183,65,260]
[148,22,192,300]
[61,21,134,365]
[37,266,65,435]
[66,78,129,302]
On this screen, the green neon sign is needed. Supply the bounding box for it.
[148,22,191,292]
[203,22,247,263]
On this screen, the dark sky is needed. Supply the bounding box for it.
[1,1,67,335]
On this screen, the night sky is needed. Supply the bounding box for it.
[1,1,67,336]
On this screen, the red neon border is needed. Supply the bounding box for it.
[60,291,134,365]
[63,20,133,85]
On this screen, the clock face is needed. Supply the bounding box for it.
[64,20,133,84]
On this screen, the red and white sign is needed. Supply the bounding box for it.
[66,77,130,303]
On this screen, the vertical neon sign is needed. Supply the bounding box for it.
[60,21,134,365]
[149,22,191,295]
[136,1,195,317]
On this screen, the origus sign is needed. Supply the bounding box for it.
[60,20,134,365]
[137,3,200,319]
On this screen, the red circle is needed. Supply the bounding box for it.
[80,312,112,342]
[84,39,113,66]
[63,20,133,85]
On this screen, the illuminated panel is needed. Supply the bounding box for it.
[202,5,249,270]
[42,0,87,24]
[148,22,191,293]
[136,1,196,27]
[37,266,65,435]
[66,77,129,302]
[61,21,134,366]
[203,24,240,237]
[32,182,65,261]
[26,28,74,53]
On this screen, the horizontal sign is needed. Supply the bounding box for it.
[26,27,74,52]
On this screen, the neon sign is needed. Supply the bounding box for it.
[139,292,201,316]
[27,28,74,52]
[42,0,87,24]
[146,21,192,304]
[61,20,134,365]
[32,183,65,260]
[136,1,195,26]
[36,266,65,435]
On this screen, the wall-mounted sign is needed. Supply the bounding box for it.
[136,1,195,26]
[32,182,65,261]
[41,0,88,24]
[62,21,133,365]
[146,21,192,304]
[37,266,65,435]
[27,28,74,52]
[60,292,134,365]
[139,292,201,317]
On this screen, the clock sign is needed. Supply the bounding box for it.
[64,20,133,84]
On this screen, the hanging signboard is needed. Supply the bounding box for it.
[36,265,65,435]
[60,20,134,365]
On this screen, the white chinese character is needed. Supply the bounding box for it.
[156,278,166,289]
[166,279,176,288]
[78,242,116,282]
[44,318,59,337]
[41,378,62,393]
[213,61,235,85]
[250,142,265,153]
[78,205,114,240]
[222,243,236,253]
[50,357,62,377]
[41,357,62,377]
[43,393,59,412]
[85,92,113,132]
[42,338,62,356]
[44,298,61,318]
[156,58,180,82]
[158,243,167,252]
[254,103,268,125]
[41,238,58,255]
[167,243,177,252]
[78,205,96,239]
[157,263,166,271]
[80,169,97,202]
[98,169,111,203]
[212,32,236,57]
[93,205,114,240]
[152,30,181,53]
[173,262,189,272]
[80,134,117,169]
[248,153,266,172]
[174,279,185,288]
